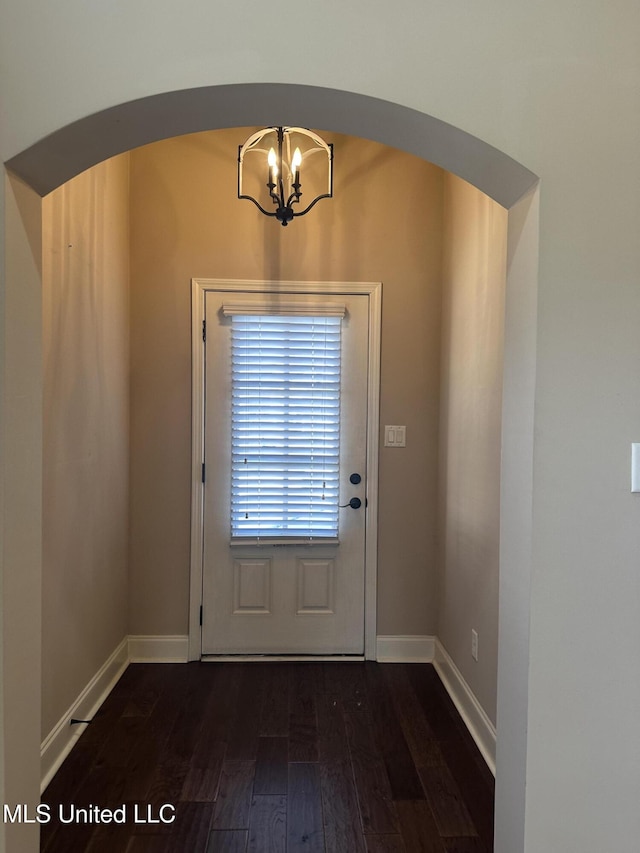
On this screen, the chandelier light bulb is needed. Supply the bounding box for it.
[267,147,278,181]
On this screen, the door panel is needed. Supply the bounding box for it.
[201,289,369,654]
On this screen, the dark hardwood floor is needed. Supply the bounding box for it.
[41,662,494,852]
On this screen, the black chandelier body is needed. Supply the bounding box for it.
[238,126,334,226]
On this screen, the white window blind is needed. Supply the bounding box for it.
[231,314,342,540]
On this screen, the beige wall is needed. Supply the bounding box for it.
[129,129,444,637]
[437,174,507,725]
[41,155,130,738]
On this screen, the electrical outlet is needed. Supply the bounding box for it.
[471,629,479,661]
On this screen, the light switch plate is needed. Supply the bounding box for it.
[384,425,406,447]
[632,443,640,492]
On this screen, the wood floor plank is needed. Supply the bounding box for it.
[364,835,407,852]
[115,802,175,839]
[143,676,190,746]
[325,662,369,712]
[146,748,191,806]
[180,665,241,801]
[381,664,444,769]
[181,739,227,801]
[435,743,494,850]
[165,801,214,852]
[288,665,319,762]
[121,667,164,718]
[165,675,214,763]
[396,800,446,853]
[41,822,100,853]
[124,836,170,852]
[365,662,425,800]
[344,710,399,835]
[206,830,249,853]
[93,715,148,771]
[406,665,461,741]
[253,737,288,795]
[419,765,477,838]
[226,666,265,760]
[84,824,131,853]
[122,689,160,719]
[89,802,212,853]
[198,664,242,743]
[316,691,349,762]
[145,674,209,805]
[247,795,286,853]
[121,729,164,802]
[287,763,325,853]
[443,838,492,853]
[179,686,225,793]
[212,760,256,830]
[259,665,290,737]
[320,760,366,853]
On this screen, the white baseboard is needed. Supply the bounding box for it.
[40,637,129,793]
[41,632,494,793]
[128,634,189,663]
[376,634,436,662]
[433,639,497,776]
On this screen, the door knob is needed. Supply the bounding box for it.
[340,497,362,509]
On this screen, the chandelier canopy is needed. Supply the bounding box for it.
[238,126,333,226]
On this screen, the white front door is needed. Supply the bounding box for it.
[201,286,371,655]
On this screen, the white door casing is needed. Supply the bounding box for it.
[189,279,381,660]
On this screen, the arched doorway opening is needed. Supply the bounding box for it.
[3,83,539,853]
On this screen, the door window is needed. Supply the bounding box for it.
[230,314,342,541]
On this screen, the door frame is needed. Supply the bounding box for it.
[188,278,382,661]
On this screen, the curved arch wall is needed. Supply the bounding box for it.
[6,83,536,205]
[2,5,640,852]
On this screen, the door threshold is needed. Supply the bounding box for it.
[201,654,365,663]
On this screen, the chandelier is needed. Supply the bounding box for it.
[238,127,333,226]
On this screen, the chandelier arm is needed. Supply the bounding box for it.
[267,183,280,206]
[285,190,302,208]
[290,191,332,218]
[238,193,280,218]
